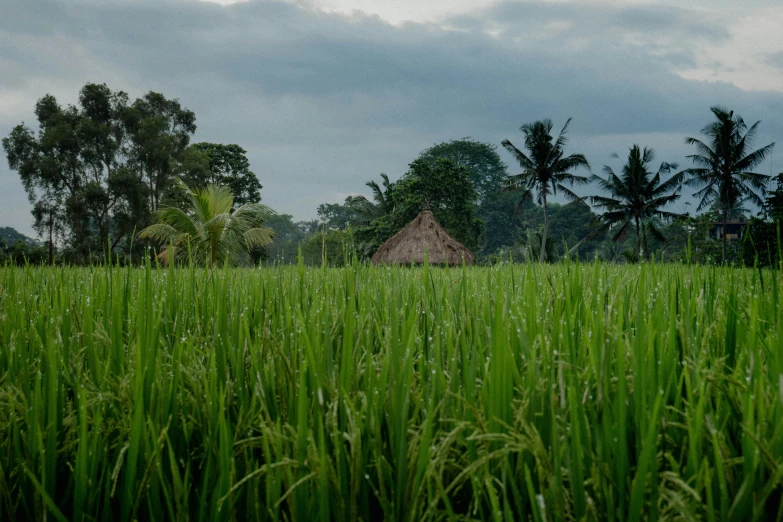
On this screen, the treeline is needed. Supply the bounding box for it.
[2,83,261,264]
[268,114,782,267]
[4,84,783,266]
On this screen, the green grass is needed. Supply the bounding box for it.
[1,259,782,521]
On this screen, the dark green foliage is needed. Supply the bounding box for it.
[766,173,783,223]
[124,91,197,213]
[187,143,262,205]
[683,106,775,262]
[301,228,355,266]
[417,139,519,257]
[589,145,683,261]
[263,213,310,263]
[360,158,482,253]
[0,237,48,265]
[316,195,378,231]
[547,201,605,259]
[740,218,780,268]
[2,83,199,263]
[365,173,395,216]
[417,138,508,200]
[476,191,530,255]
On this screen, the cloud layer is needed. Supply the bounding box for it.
[1,0,782,235]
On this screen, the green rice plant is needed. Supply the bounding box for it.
[0,259,782,521]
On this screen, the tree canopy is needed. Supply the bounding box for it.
[185,143,263,206]
[359,158,482,253]
[3,83,267,265]
[5,86,782,267]
[417,138,508,200]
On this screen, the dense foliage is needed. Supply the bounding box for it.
[357,158,482,253]
[417,138,508,201]
[2,83,263,265]
[4,86,783,267]
[184,143,263,206]
[1,262,782,521]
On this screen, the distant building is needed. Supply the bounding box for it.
[709,221,748,242]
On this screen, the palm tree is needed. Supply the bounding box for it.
[589,145,683,261]
[366,173,395,215]
[139,180,274,266]
[684,107,775,263]
[502,118,590,262]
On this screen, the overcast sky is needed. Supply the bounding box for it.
[2,0,783,237]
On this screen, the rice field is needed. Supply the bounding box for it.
[1,259,782,521]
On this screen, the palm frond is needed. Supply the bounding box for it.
[735,142,775,172]
[556,184,588,206]
[610,219,633,242]
[557,153,591,174]
[138,223,181,243]
[552,117,573,152]
[589,195,622,209]
[645,221,666,242]
[651,172,684,196]
[244,227,275,248]
[513,188,534,217]
[501,140,535,170]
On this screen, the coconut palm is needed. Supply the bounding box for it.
[366,173,395,215]
[502,118,590,262]
[589,145,683,261]
[139,180,274,266]
[684,107,775,262]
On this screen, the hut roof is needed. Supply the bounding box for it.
[371,209,476,266]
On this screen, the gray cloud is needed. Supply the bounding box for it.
[1,0,781,236]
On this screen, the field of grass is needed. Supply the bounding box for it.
[1,259,782,521]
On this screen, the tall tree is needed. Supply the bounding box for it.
[417,139,508,201]
[138,180,274,266]
[3,83,193,262]
[187,143,262,205]
[4,94,89,257]
[589,145,683,261]
[502,118,590,262]
[77,83,150,251]
[125,92,197,212]
[683,106,774,263]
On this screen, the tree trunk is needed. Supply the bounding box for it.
[111,231,126,250]
[635,217,641,262]
[48,210,54,266]
[321,222,327,266]
[104,162,112,247]
[642,224,650,262]
[540,196,548,263]
[722,207,728,264]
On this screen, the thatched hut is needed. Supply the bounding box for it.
[371,209,475,265]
